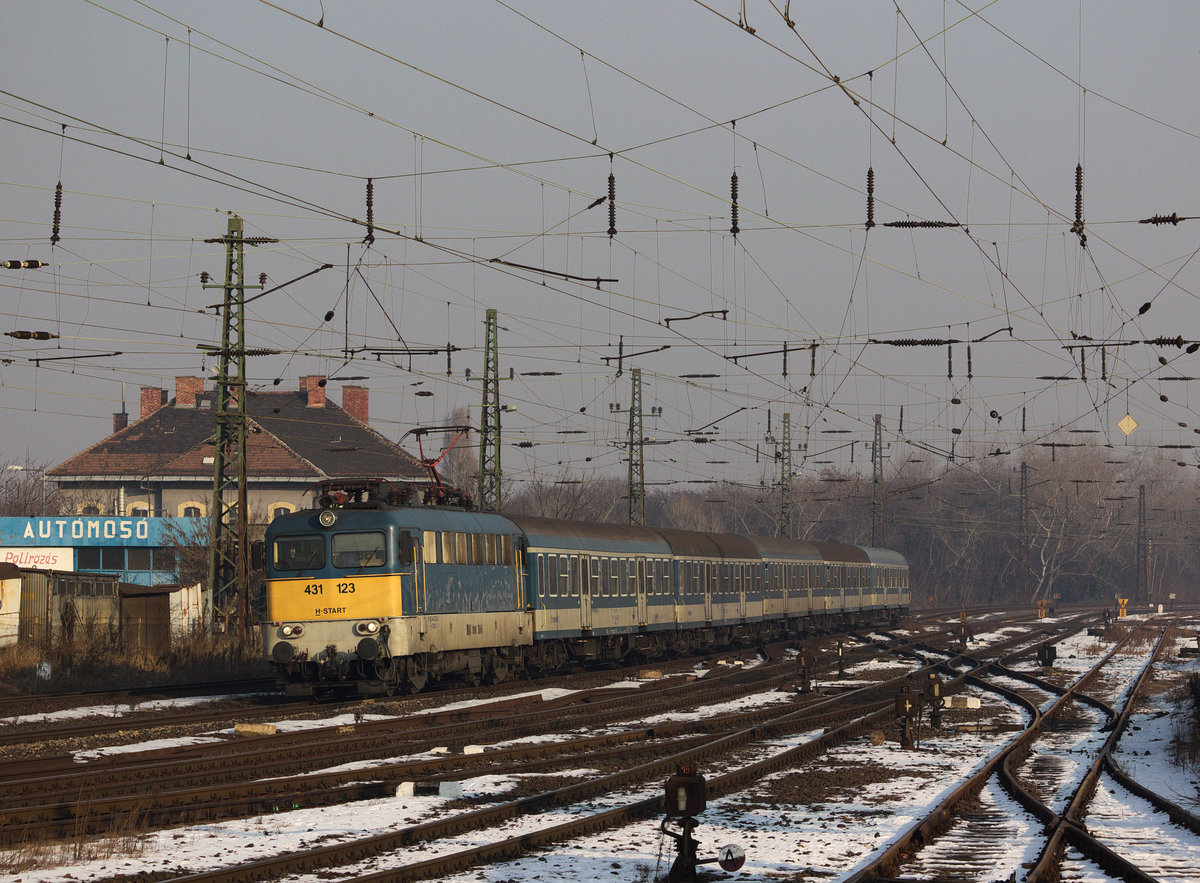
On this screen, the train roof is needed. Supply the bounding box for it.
[266,505,522,537]
[748,536,826,561]
[507,515,674,555]
[807,540,870,564]
[859,546,909,567]
[653,528,761,560]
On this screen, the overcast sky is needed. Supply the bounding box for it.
[2,1,1199,493]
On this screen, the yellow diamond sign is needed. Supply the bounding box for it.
[1118,413,1138,436]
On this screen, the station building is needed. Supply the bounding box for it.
[0,377,431,652]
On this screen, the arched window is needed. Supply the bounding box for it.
[81,505,101,515]
[183,506,201,518]
[128,504,150,517]
[269,502,295,521]
[178,501,206,517]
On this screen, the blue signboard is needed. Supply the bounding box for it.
[0,516,206,586]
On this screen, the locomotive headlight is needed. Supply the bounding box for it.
[318,509,338,528]
[281,624,304,638]
[354,620,380,635]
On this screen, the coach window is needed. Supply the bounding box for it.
[546,554,558,596]
[332,532,386,569]
[570,557,580,596]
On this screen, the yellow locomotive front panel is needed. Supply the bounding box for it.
[266,573,404,622]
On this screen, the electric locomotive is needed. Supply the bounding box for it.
[262,480,909,698]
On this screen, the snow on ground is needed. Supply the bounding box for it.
[5,693,262,727]
[6,626,1197,883]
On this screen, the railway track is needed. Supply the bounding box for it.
[0,610,1137,882]
[852,617,1200,883]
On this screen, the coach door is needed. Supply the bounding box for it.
[636,559,648,626]
[579,554,593,631]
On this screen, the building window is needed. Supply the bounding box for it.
[101,548,124,570]
[128,505,149,517]
[78,548,101,570]
[127,548,152,571]
[154,547,176,573]
[270,503,295,520]
[178,502,205,517]
[81,505,101,515]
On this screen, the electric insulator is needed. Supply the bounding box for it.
[1138,302,1151,315]
[607,172,616,238]
[324,310,335,322]
[51,181,63,245]
[3,260,44,269]
[363,178,376,245]
[1139,212,1182,226]
[967,343,973,379]
[883,219,959,228]
[866,167,875,229]
[730,172,739,237]
[1072,164,1086,246]
[200,271,209,284]
[259,273,267,286]
[5,330,58,340]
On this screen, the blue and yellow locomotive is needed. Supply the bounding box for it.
[262,481,909,697]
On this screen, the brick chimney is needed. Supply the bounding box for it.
[113,411,129,433]
[303,375,326,408]
[342,385,368,424]
[140,386,167,419]
[175,376,205,407]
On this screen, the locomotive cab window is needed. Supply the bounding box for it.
[274,535,325,571]
[332,532,386,569]
[398,533,415,566]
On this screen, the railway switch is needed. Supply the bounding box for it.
[895,684,922,750]
[923,672,945,729]
[1036,643,1057,667]
[661,763,706,881]
[796,647,814,693]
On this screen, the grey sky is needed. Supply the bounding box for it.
[2,1,1198,492]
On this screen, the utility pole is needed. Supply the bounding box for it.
[871,413,883,546]
[1020,461,1029,601]
[627,368,645,525]
[1136,483,1147,604]
[478,308,502,512]
[201,216,274,635]
[779,413,793,539]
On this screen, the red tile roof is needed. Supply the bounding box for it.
[49,388,428,482]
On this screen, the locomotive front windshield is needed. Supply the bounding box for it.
[331,531,387,569]
[273,535,325,572]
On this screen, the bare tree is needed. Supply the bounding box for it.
[0,458,66,516]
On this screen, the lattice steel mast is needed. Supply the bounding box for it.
[478,308,502,512]
[201,217,273,633]
[627,368,645,525]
